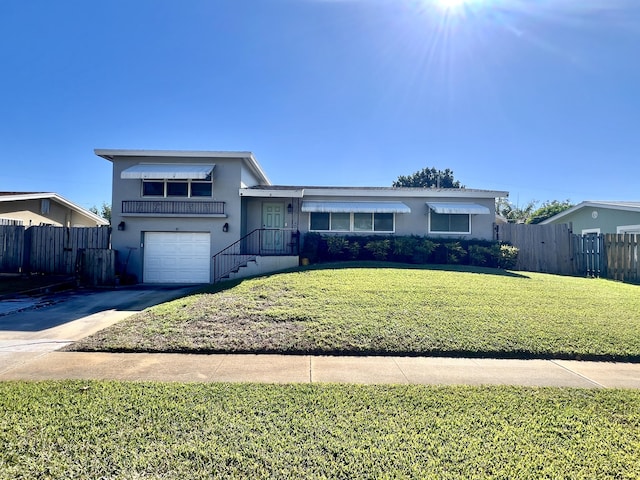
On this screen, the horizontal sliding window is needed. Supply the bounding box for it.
[142,175,212,198]
[429,212,470,234]
[310,212,395,233]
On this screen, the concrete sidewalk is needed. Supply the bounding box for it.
[2,351,640,388]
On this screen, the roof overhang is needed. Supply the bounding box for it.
[239,188,304,198]
[427,202,491,215]
[121,164,215,180]
[301,201,411,214]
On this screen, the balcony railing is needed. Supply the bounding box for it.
[121,200,225,216]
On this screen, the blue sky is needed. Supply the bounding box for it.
[1,0,639,211]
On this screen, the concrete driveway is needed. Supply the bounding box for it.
[0,285,200,371]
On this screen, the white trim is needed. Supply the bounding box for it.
[240,188,304,198]
[582,228,601,235]
[428,211,471,235]
[617,225,640,234]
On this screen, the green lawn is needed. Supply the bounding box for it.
[1,381,639,479]
[69,264,640,360]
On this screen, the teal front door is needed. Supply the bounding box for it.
[262,202,284,252]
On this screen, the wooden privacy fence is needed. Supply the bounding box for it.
[495,223,575,275]
[496,223,640,284]
[0,225,115,285]
[604,233,639,283]
[0,225,24,272]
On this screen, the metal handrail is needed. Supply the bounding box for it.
[212,228,299,282]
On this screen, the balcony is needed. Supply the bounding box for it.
[121,200,226,217]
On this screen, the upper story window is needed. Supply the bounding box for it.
[142,175,213,198]
[121,164,215,198]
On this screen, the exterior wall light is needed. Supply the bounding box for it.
[117,221,126,231]
[287,203,293,214]
[222,222,229,232]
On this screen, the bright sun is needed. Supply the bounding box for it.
[437,0,472,9]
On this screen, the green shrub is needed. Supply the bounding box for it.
[498,244,519,269]
[301,232,321,263]
[365,239,391,261]
[412,239,438,264]
[347,240,361,260]
[326,236,349,259]
[468,244,501,267]
[444,242,467,264]
[392,236,419,262]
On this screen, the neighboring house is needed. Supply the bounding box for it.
[540,201,640,235]
[0,192,109,228]
[98,149,508,284]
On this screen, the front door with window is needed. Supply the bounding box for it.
[262,202,284,252]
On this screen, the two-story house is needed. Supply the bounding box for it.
[98,149,508,283]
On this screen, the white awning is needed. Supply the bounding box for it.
[301,201,411,214]
[427,202,490,215]
[121,164,215,180]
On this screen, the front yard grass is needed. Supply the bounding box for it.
[69,264,640,360]
[1,381,639,479]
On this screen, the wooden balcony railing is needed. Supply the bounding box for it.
[121,200,225,216]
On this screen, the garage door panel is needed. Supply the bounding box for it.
[144,232,211,283]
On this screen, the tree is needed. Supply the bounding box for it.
[527,200,573,224]
[496,198,574,224]
[90,202,112,223]
[392,167,464,188]
[496,198,538,224]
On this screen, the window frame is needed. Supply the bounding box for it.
[428,211,471,235]
[309,212,395,233]
[141,175,213,198]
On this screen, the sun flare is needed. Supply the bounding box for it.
[436,0,473,10]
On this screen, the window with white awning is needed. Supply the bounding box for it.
[427,203,490,234]
[303,202,410,233]
[121,164,215,198]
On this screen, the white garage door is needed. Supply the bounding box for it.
[143,232,211,283]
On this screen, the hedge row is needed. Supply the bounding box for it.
[300,233,519,269]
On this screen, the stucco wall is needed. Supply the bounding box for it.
[110,155,249,282]
[0,199,97,227]
[548,207,640,234]
[243,195,497,241]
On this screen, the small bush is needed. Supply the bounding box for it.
[444,242,467,265]
[326,236,350,260]
[392,236,419,262]
[301,232,322,263]
[412,239,438,264]
[347,240,361,260]
[498,244,519,269]
[365,239,391,261]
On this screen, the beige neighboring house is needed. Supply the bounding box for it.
[0,192,109,227]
